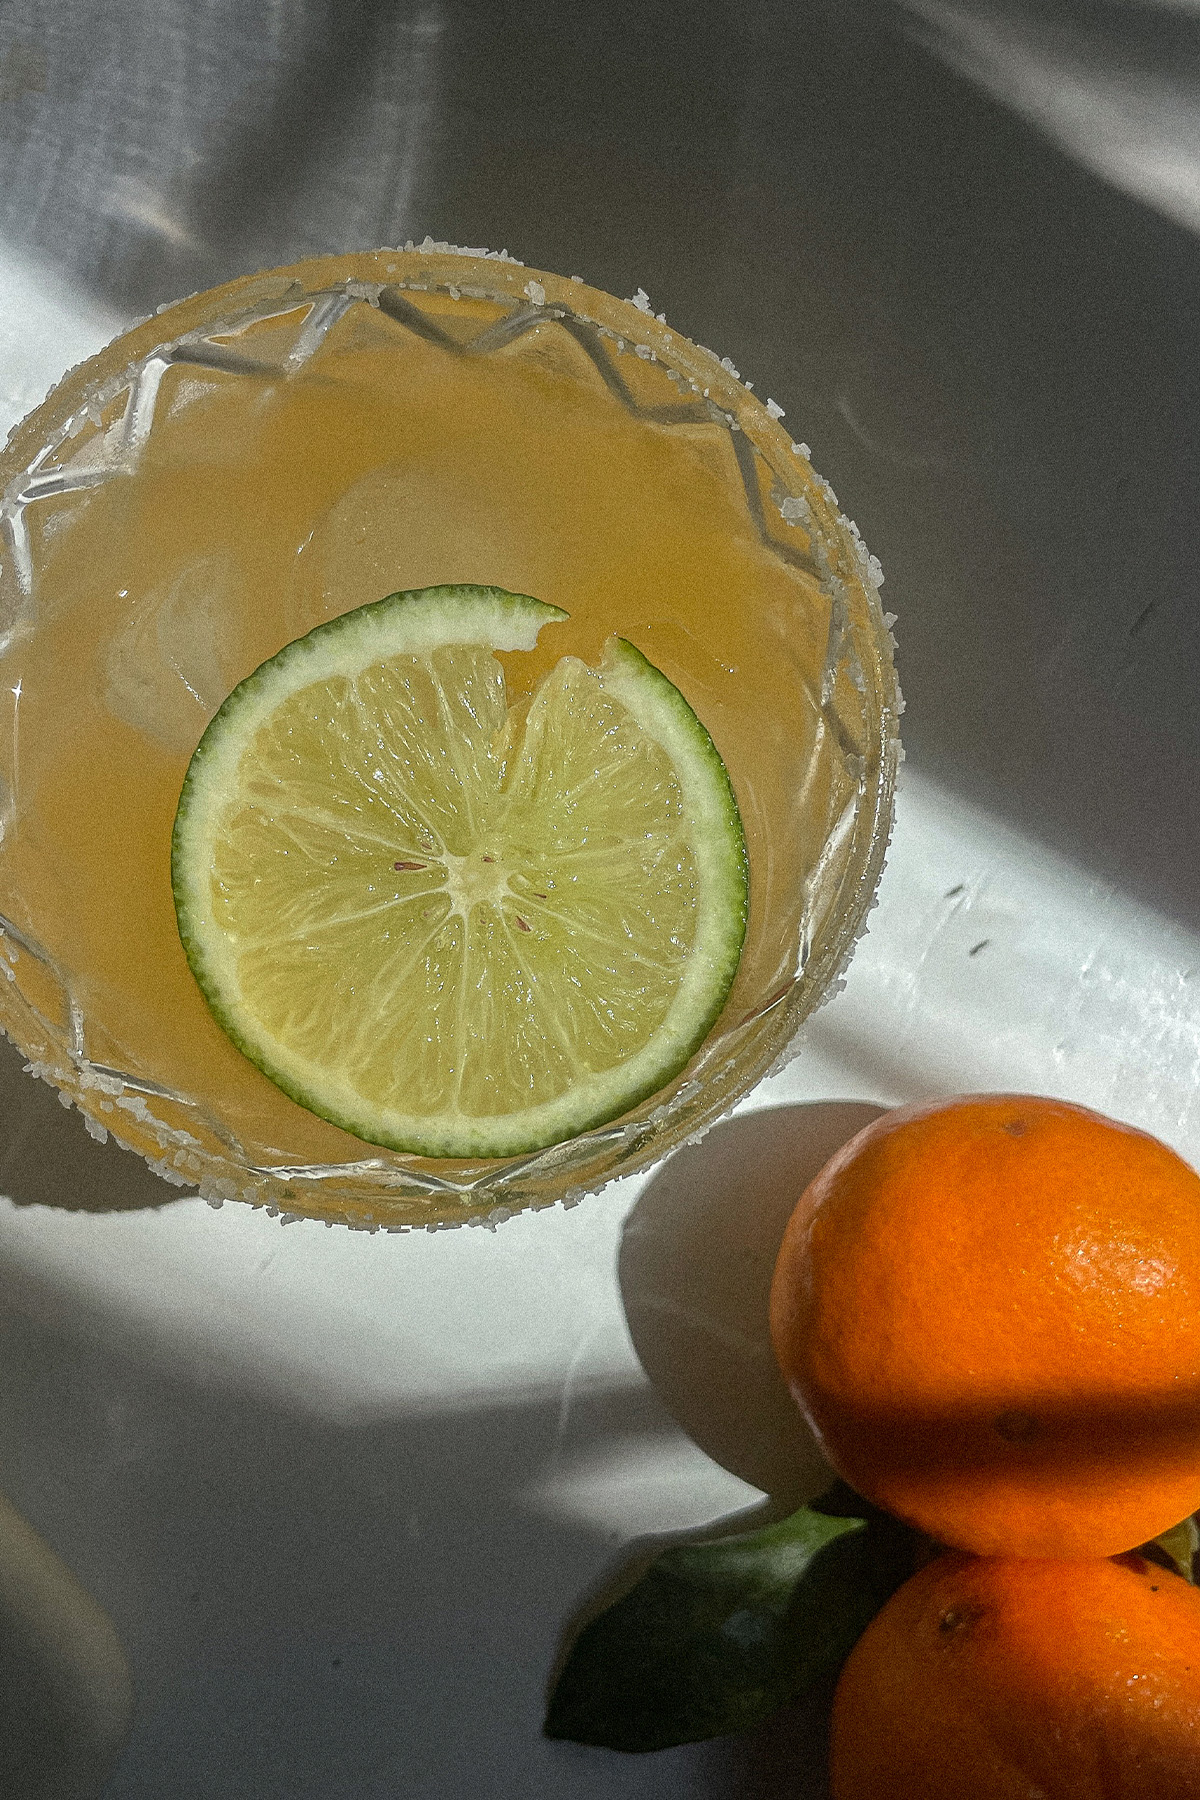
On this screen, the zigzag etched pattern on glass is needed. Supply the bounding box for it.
[0,250,899,1226]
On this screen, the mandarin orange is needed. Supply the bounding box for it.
[829,1551,1200,1800]
[768,1095,1200,1557]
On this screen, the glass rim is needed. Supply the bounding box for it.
[0,245,902,1228]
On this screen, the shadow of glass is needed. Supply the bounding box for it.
[618,1102,887,1511]
[0,1032,189,1214]
[0,1248,828,1799]
[0,1486,133,1800]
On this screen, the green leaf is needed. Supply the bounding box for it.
[1147,1515,1199,1582]
[544,1489,914,1752]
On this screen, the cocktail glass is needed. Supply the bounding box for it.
[0,247,900,1227]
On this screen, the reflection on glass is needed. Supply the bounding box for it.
[0,248,899,1225]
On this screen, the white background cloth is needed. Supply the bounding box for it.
[0,2,1197,1794]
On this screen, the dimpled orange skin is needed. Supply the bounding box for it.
[768,1094,1200,1558]
[829,1552,1200,1800]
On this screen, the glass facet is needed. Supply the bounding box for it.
[0,248,901,1226]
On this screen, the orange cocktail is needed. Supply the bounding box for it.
[0,248,899,1224]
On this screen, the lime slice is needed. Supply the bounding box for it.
[171,584,748,1158]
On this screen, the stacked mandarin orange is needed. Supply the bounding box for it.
[769,1095,1200,1800]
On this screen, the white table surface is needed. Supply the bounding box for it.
[0,3,1198,1795]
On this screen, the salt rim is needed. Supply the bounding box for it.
[0,237,901,1230]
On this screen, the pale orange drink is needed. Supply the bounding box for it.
[0,248,899,1225]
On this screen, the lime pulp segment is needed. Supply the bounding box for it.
[171,585,749,1158]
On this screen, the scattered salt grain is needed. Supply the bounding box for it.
[630,288,653,313]
[524,279,546,307]
[766,398,785,419]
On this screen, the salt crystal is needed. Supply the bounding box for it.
[413,237,522,265]
[631,288,653,313]
[524,279,546,307]
[720,355,740,379]
[766,398,785,420]
[792,441,811,459]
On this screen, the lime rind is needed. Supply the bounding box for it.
[172,586,748,1159]
[600,635,748,999]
